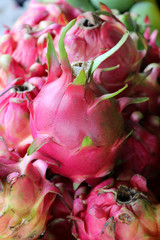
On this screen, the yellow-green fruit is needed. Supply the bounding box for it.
[130,1,160,31]
[136,0,156,3]
[90,0,135,11]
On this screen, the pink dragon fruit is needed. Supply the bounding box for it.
[126,63,160,115]
[0,77,45,153]
[154,203,160,237]
[28,19,132,184]
[31,22,62,66]
[43,219,76,240]
[142,17,160,68]
[12,30,38,73]
[0,54,27,88]
[13,0,82,31]
[43,174,75,240]
[0,137,20,177]
[62,9,141,92]
[120,113,160,175]
[0,158,59,239]
[72,174,159,240]
[0,31,16,55]
[0,32,49,85]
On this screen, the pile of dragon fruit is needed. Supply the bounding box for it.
[0,0,160,239]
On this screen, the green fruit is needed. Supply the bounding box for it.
[130,1,160,31]
[66,0,95,11]
[90,0,135,11]
[136,0,156,4]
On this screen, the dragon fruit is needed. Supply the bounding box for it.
[0,32,16,55]
[62,9,141,92]
[72,174,159,240]
[27,19,132,183]
[127,63,160,115]
[43,219,76,240]
[120,112,160,175]
[13,0,82,31]
[31,22,63,66]
[43,174,75,240]
[142,17,160,68]
[12,30,38,73]
[0,137,20,177]
[154,203,160,237]
[0,158,59,239]
[0,54,27,88]
[0,77,45,153]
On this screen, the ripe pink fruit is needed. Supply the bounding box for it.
[142,17,160,67]
[63,11,141,92]
[0,77,44,152]
[31,23,62,66]
[72,174,159,240]
[0,54,27,88]
[0,159,59,239]
[43,219,76,240]
[28,20,130,183]
[121,117,160,175]
[0,137,20,178]
[13,0,82,30]
[12,31,38,73]
[43,175,75,240]
[0,32,16,55]
[127,63,160,115]
[154,203,160,237]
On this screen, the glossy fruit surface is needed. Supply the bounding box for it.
[90,0,135,11]
[130,1,160,32]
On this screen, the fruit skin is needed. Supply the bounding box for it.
[120,117,160,175]
[29,65,125,183]
[28,21,126,184]
[0,33,16,55]
[43,219,76,240]
[127,63,160,116]
[13,0,82,30]
[0,54,27,89]
[12,32,38,73]
[0,159,59,240]
[72,174,159,240]
[143,25,160,67]
[64,11,141,92]
[43,175,76,240]
[130,2,160,33]
[0,77,44,152]
[90,0,135,12]
[0,137,20,178]
[66,0,95,12]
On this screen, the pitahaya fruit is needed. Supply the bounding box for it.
[43,219,76,240]
[13,0,82,31]
[31,22,63,66]
[62,9,141,92]
[0,32,16,55]
[72,174,159,240]
[28,19,132,184]
[43,174,75,240]
[126,63,160,115]
[0,159,59,239]
[120,113,160,175]
[0,137,20,177]
[0,54,27,88]
[0,77,45,153]
[12,30,38,73]
[142,17,160,68]
[154,203,160,237]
